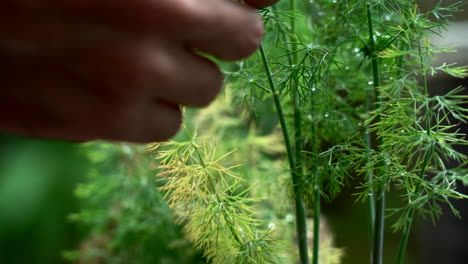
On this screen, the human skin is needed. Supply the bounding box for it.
[0,0,279,143]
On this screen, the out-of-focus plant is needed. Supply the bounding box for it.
[65,143,205,264]
[149,132,282,264]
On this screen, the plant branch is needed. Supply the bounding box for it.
[259,44,310,264]
[313,185,321,264]
[396,143,434,264]
[367,4,386,264]
[396,20,435,263]
[193,143,245,246]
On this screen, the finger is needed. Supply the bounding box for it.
[179,0,264,61]
[98,99,183,143]
[0,99,183,143]
[154,46,224,107]
[0,54,107,141]
[10,0,264,61]
[0,59,183,143]
[0,10,122,54]
[7,0,197,29]
[64,39,223,108]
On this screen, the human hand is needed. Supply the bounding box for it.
[0,0,279,143]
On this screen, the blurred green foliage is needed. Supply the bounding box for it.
[0,135,206,264]
[0,134,85,264]
[64,142,206,264]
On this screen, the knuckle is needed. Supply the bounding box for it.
[168,0,202,24]
[152,51,178,86]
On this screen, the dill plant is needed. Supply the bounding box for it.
[299,0,467,263]
[150,0,467,263]
[65,143,206,264]
[149,131,282,264]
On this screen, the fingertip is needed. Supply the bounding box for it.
[186,57,223,107]
[215,12,264,61]
[135,100,183,143]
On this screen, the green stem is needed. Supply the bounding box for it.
[396,144,434,264]
[373,190,386,264]
[289,0,304,203]
[290,1,302,171]
[289,1,309,263]
[310,75,320,264]
[313,186,321,264]
[193,144,244,246]
[365,59,376,244]
[396,23,434,264]
[259,44,309,264]
[367,5,386,264]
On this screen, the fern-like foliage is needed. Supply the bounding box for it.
[149,132,282,264]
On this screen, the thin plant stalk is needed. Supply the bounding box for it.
[313,186,321,264]
[367,4,386,264]
[364,46,376,245]
[396,21,435,264]
[310,79,320,264]
[396,145,434,264]
[289,1,303,172]
[289,0,310,263]
[289,0,306,221]
[259,44,310,264]
[194,144,244,245]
